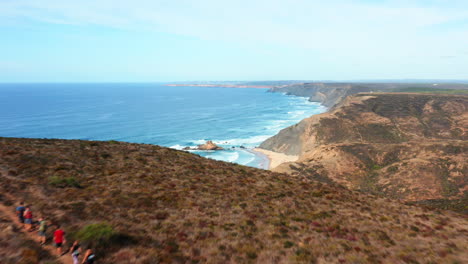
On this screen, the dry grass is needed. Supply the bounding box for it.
[0,207,57,264]
[268,94,467,209]
[0,137,467,263]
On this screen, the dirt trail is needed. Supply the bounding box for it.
[0,198,73,264]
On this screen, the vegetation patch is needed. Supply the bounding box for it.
[76,222,116,243]
[74,222,130,256]
[408,193,468,214]
[48,176,81,188]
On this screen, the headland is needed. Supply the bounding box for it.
[255,83,468,212]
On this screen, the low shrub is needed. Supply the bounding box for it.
[101,153,112,159]
[48,176,81,188]
[284,241,294,248]
[76,222,116,247]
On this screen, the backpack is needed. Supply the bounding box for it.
[39,220,46,231]
[86,254,95,264]
[72,249,80,257]
[17,206,25,216]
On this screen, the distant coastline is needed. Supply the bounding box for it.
[166,84,272,89]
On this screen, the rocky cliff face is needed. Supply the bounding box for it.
[260,93,468,209]
[268,82,468,107]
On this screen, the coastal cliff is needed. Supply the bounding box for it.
[260,93,467,209]
[268,82,468,107]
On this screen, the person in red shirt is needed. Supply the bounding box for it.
[54,225,66,256]
[23,206,33,231]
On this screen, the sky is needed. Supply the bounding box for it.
[0,0,467,82]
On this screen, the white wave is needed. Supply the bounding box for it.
[211,135,272,146]
[237,152,255,165]
[264,119,291,130]
[188,139,206,145]
[204,151,240,163]
[291,110,306,116]
[188,135,272,147]
[170,144,185,150]
[226,152,240,162]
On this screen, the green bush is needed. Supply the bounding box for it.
[76,222,115,245]
[284,241,294,248]
[48,176,81,188]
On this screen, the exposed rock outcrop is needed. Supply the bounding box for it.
[260,93,468,208]
[197,140,224,150]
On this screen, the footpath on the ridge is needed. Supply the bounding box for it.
[0,196,73,264]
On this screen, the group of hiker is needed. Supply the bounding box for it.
[15,201,96,264]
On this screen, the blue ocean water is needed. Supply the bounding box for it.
[0,83,326,168]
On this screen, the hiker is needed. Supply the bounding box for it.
[24,206,33,231]
[81,248,95,264]
[69,240,81,264]
[38,217,47,245]
[54,224,66,256]
[15,201,25,226]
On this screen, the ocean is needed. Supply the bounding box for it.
[0,83,326,168]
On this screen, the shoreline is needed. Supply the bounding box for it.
[245,149,270,170]
[252,148,299,170]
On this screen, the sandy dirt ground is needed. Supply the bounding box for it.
[252,148,298,169]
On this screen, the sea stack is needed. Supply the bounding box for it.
[197,140,224,150]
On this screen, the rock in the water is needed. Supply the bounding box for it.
[183,147,192,150]
[197,141,224,150]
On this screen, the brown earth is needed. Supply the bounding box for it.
[0,137,467,263]
[260,93,467,211]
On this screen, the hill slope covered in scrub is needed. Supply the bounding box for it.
[0,208,57,264]
[260,93,467,211]
[0,137,467,263]
[268,82,468,107]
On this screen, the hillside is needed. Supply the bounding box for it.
[0,208,57,264]
[0,137,467,263]
[268,82,468,107]
[260,93,467,211]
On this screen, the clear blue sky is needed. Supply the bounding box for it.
[1,0,467,82]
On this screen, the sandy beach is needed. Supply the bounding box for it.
[252,148,298,170]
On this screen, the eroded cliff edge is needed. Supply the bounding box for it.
[268,82,468,107]
[260,93,467,210]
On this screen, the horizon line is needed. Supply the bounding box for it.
[1,79,468,84]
